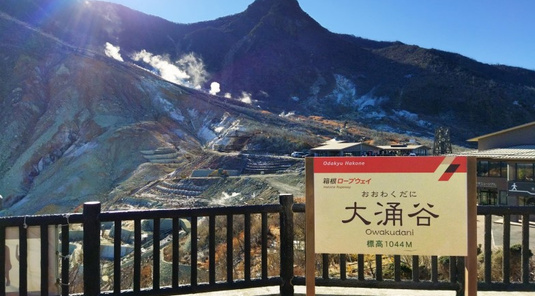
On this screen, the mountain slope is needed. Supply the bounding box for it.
[0,8,333,215]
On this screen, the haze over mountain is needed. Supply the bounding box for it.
[1,0,534,215]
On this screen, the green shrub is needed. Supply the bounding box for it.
[384,261,412,280]
[477,244,533,282]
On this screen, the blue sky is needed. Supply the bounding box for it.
[97,0,535,70]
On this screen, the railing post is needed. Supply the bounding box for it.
[280,194,294,296]
[83,202,101,296]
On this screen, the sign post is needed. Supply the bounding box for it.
[305,156,476,296]
[466,157,477,296]
[305,157,316,296]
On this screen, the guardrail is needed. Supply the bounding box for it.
[0,196,533,295]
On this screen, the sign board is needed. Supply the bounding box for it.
[313,156,468,256]
[508,181,535,197]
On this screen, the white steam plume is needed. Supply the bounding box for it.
[279,111,295,117]
[132,50,189,85]
[131,50,208,88]
[104,42,124,62]
[177,53,207,89]
[238,92,253,104]
[209,82,221,95]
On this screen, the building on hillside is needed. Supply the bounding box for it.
[376,144,431,156]
[310,140,431,157]
[459,121,535,207]
[310,142,380,157]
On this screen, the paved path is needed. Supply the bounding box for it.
[180,286,535,296]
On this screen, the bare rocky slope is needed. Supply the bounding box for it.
[0,8,347,215]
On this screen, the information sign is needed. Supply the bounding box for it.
[313,156,468,256]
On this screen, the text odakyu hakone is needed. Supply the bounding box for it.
[321,160,366,167]
[342,201,439,227]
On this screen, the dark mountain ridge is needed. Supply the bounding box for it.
[2,0,534,142]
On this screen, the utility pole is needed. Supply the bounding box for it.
[433,126,452,155]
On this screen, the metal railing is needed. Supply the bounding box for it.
[0,196,533,295]
[477,206,535,292]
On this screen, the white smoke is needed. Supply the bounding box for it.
[209,82,221,95]
[238,92,253,104]
[224,93,232,99]
[211,191,241,206]
[131,50,208,88]
[132,50,189,85]
[177,53,207,89]
[104,42,124,62]
[279,111,295,117]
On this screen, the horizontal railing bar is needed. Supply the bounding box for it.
[0,213,83,226]
[0,205,282,227]
[292,277,460,290]
[477,205,535,215]
[99,204,282,221]
[292,203,305,213]
[478,282,535,291]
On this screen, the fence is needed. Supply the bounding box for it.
[0,195,534,295]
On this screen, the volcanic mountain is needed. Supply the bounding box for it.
[0,0,534,215]
[3,0,535,138]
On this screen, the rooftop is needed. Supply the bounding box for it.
[467,121,535,142]
[376,144,430,150]
[457,145,535,160]
[310,142,373,151]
